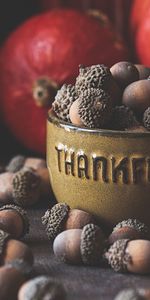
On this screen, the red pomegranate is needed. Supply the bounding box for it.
[0,9,128,155]
[130,0,150,35]
[135,8,150,66]
[130,0,150,66]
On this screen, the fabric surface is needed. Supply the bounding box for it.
[23,206,150,300]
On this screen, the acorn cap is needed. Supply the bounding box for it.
[111,106,139,130]
[18,276,66,300]
[113,219,148,236]
[0,230,10,257]
[104,239,130,272]
[12,169,41,207]
[6,259,32,276]
[75,64,111,93]
[143,107,150,131]
[78,88,112,128]
[0,204,29,237]
[6,155,26,173]
[80,223,104,265]
[52,84,77,122]
[114,289,144,300]
[42,203,70,241]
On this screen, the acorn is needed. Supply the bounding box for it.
[135,64,150,80]
[0,172,14,204]
[52,84,77,122]
[75,64,121,105]
[6,155,46,173]
[0,264,26,300]
[0,204,29,239]
[0,230,33,266]
[12,168,41,207]
[42,203,96,241]
[105,239,150,274]
[122,80,150,116]
[114,289,145,300]
[143,107,150,131]
[53,224,105,265]
[35,167,51,198]
[108,219,149,245]
[110,61,139,89]
[111,106,139,130]
[69,88,113,128]
[18,276,66,300]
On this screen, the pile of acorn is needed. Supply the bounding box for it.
[0,156,51,208]
[0,156,67,300]
[52,62,150,132]
[42,202,150,279]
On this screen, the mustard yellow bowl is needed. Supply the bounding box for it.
[47,110,150,229]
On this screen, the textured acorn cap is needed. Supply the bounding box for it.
[75,64,111,93]
[52,84,77,122]
[114,289,144,300]
[6,155,26,173]
[12,169,41,207]
[0,229,10,257]
[80,223,104,265]
[113,219,148,236]
[143,107,150,130]
[18,276,66,300]
[42,203,70,241]
[78,88,112,128]
[111,106,139,130]
[104,239,130,272]
[0,204,29,237]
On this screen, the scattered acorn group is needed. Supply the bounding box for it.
[0,156,51,207]
[52,62,150,133]
[42,203,150,276]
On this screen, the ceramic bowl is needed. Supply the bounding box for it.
[47,109,150,229]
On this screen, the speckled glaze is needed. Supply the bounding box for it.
[47,110,150,229]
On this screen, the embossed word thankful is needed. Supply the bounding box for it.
[55,144,150,184]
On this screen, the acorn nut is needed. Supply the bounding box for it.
[12,168,41,207]
[143,107,150,130]
[135,64,150,80]
[122,80,150,116]
[0,204,29,238]
[111,106,139,130]
[0,230,33,267]
[42,203,96,241]
[110,61,139,89]
[0,172,14,204]
[75,64,121,105]
[6,155,46,173]
[69,88,113,128]
[0,264,26,300]
[53,224,105,265]
[18,276,66,300]
[105,239,150,274]
[52,84,77,122]
[108,219,149,245]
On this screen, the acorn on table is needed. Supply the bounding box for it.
[53,224,105,265]
[42,203,97,241]
[0,230,33,267]
[105,239,150,274]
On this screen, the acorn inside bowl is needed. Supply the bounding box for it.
[47,109,150,229]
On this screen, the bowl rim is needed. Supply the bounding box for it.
[48,109,150,138]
